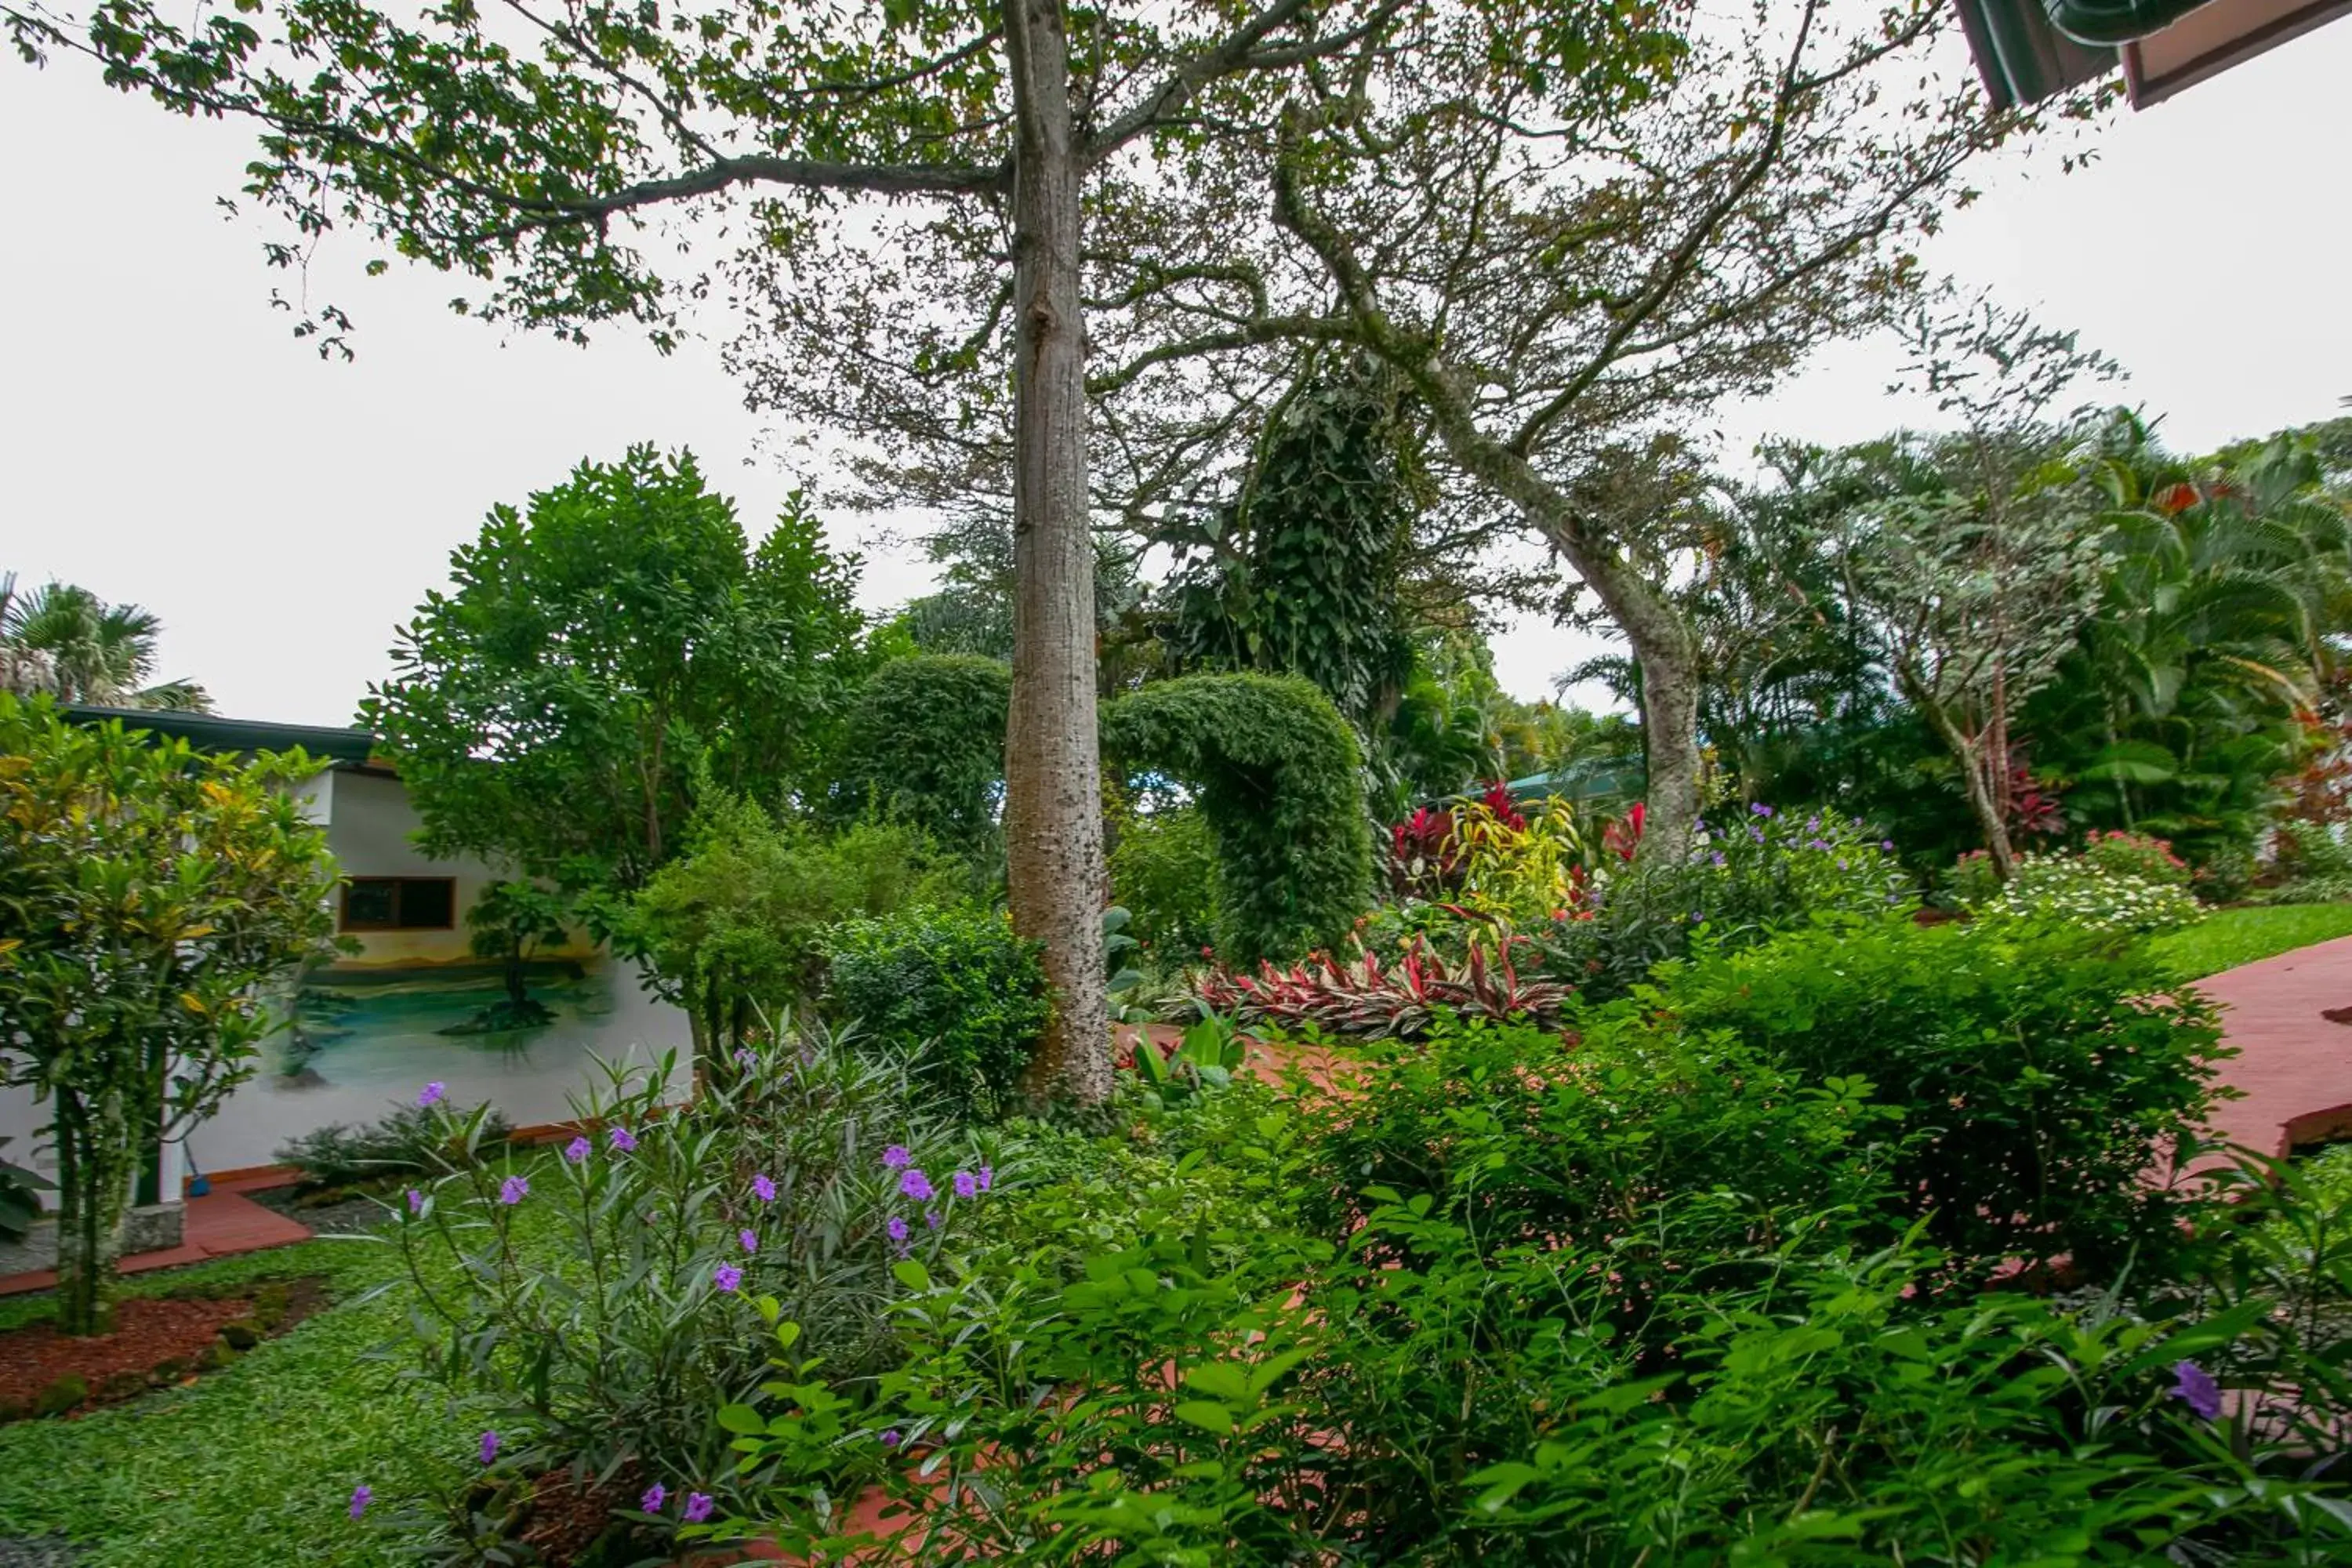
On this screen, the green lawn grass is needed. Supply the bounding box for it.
[0,1232,453,1566]
[2151,902,2352,982]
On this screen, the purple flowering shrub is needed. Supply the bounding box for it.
[386,1017,997,1548]
[1526,802,1914,1002]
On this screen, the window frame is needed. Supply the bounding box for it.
[339,876,459,933]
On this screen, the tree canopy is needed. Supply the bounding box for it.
[361,446,869,911]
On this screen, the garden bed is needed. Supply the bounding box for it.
[0,1276,328,1423]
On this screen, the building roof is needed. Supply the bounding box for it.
[59,704,378,765]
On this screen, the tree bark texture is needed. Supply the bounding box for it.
[1002,0,1112,1105]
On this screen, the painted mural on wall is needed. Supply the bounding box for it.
[189,956,688,1174]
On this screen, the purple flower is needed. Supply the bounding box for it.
[2172,1359,2223,1421]
[684,1492,714,1524]
[1749,802,1773,818]
[608,1126,637,1153]
[349,1484,373,1519]
[405,1188,424,1214]
[899,1168,935,1203]
[751,1173,776,1203]
[1837,858,1849,870]
[1806,815,1821,832]
[880,1428,903,1448]
[1748,826,1766,844]
[479,1430,499,1466]
[1882,840,1895,852]
[417,1081,446,1109]
[739,1229,759,1254]
[882,1145,912,1170]
[953,1171,979,1200]
[713,1262,743,1293]
[975,1166,993,1192]
[1807,838,1828,851]
[925,1208,942,1229]
[563,1136,590,1163]
[499,1175,529,1206]
[885,1214,909,1243]
[735,1047,755,1070]
[1710,851,1726,867]
[641,1483,666,1514]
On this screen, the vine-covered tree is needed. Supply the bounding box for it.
[1163,356,1424,731]
[362,448,869,915]
[0,697,340,1334]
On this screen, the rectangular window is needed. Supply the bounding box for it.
[340,877,457,932]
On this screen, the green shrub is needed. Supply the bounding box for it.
[1663,918,2227,1279]
[2082,828,2192,887]
[275,1100,513,1192]
[821,906,1051,1118]
[626,794,967,1064]
[1102,673,1374,964]
[1107,804,1220,962]
[393,1022,992,1546]
[724,1047,2352,1566]
[1526,800,1912,1003]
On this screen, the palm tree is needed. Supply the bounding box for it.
[0,574,212,712]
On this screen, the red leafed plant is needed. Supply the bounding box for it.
[2007,751,2065,840]
[1601,801,1646,863]
[1389,806,1463,899]
[1189,933,1573,1040]
[1478,779,1527,832]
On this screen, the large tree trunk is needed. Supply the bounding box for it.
[1002,0,1112,1105]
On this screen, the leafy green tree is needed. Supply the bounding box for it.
[1808,299,2119,877]
[0,696,340,1334]
[2031,416,2352,867]
[361,448,869,916]
[1063,2,2102,862]
[463,880,575,1027]
[0,574,210,711]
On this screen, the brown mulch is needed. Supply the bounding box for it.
[0,1276,331,1421]
[0,1296,251,1410]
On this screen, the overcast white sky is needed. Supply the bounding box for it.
[3,16,2347,726]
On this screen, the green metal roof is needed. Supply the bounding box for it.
[60,704,376,765]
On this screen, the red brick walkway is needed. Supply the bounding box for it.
[2194,932,2352,1159]
[0,1189,312,1298]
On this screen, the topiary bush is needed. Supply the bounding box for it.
[1102,673,1373,964]
[821,906,1052,1118]
[825,655,1011,852]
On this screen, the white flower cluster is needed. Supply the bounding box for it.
[1975,851,2205,936]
